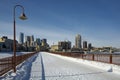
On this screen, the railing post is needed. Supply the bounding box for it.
[92,54,94,61]
[110,54,112,64]
[12,56,15,72]
[81,54,83,59]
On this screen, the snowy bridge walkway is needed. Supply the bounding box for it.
[30,52,120,80]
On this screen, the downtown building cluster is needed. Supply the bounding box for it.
[0,33,120,53]
[50,34,92,52]
[19,32,49,51]
[0,32,49,52]
[50,34,117,53]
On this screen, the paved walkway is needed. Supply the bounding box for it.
[29,52,120,80]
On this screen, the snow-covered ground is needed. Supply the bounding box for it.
[0,52,34,58]
[0,52,120,80]
[0,52,13,58]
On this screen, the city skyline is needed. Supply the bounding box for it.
[0,0,120,48]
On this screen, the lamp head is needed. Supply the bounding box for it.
[19,13,27,20]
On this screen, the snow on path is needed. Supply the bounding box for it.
[29,52,44,80]
[30,52,120,80]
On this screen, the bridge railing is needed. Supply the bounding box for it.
[50,52,120,65]
[0,52,37,76]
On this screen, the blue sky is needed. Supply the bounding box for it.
[0,0,120,48]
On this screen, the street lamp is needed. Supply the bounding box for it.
[13,5,27,72]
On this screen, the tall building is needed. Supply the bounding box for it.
[25,35,35,47]
[75,34,82,49]
[25,36,30,47]
[19,32,24,44]
[58,41,71,51]
[40,38,49,51]
[41,39,47,46]
[30,35,34,46]
[30,35,34,42]
[88,43,92,50]
[83,41,87,49]
[36,38,41,45]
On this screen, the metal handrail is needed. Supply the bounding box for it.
[50,52,120,65]
[0,52,37,76]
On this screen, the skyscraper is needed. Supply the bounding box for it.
[88,43,92,50]
[41,39,47,46]
[83,41,87,49]
[19,32,24,44]
[30,35,34,42]
[75,34,82,49]
[30,35,34,46]
[25,36,30,47]
[25,35,34,47]
[36,38,41,45]
[58,41,71,50]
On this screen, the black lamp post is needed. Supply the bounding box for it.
[13,5,27,72]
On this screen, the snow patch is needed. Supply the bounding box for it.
[48,52,120,74]
[11,73,16,76]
